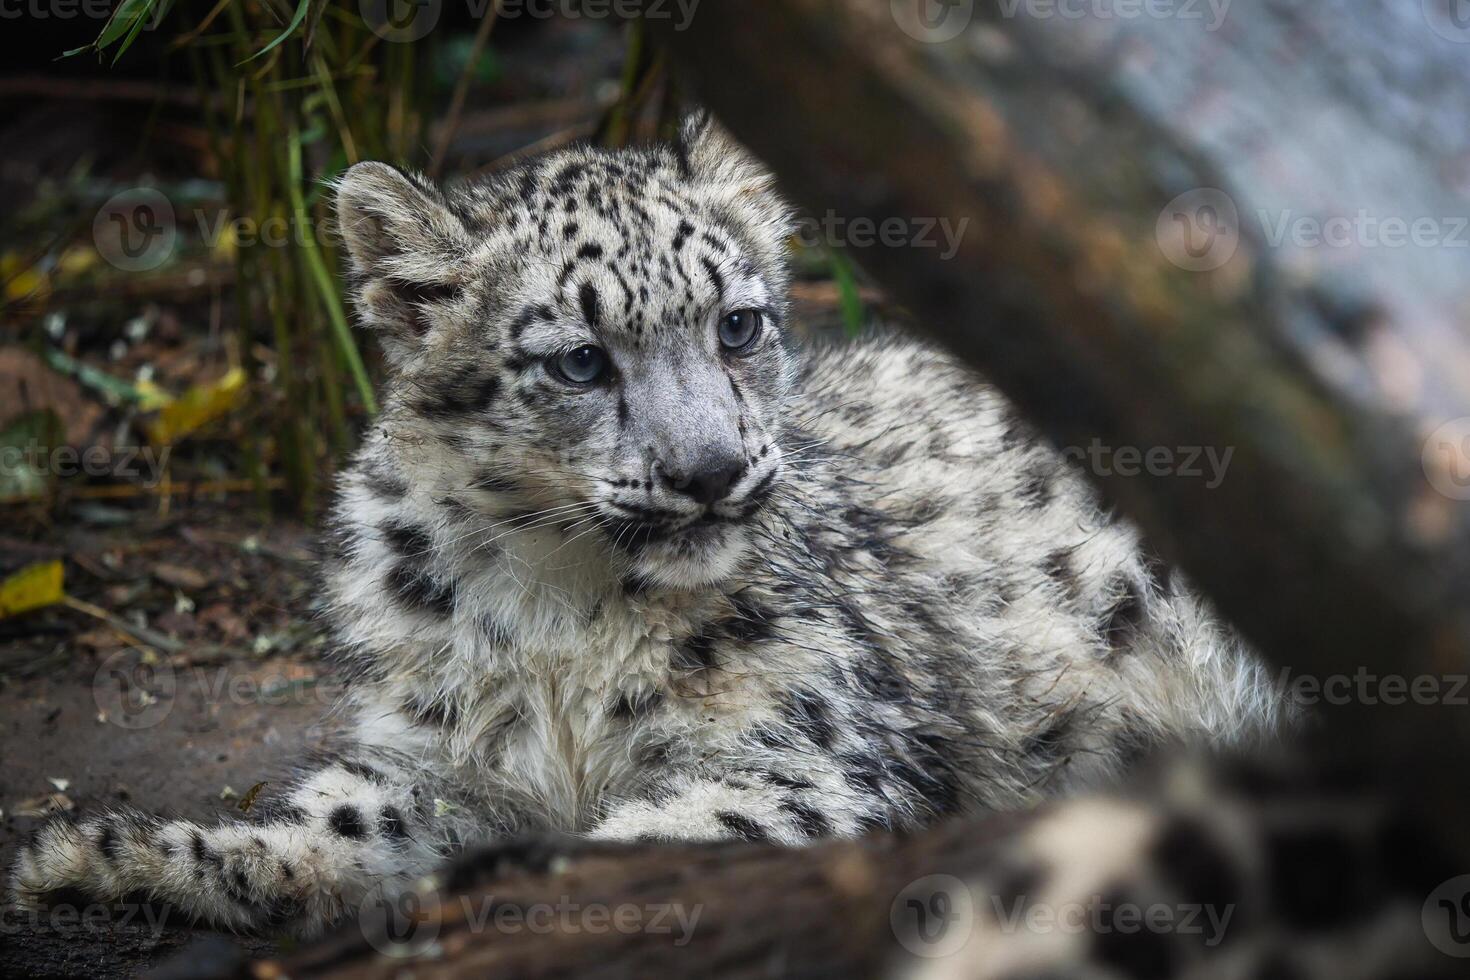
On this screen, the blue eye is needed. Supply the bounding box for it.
[554,345,608,384]
[719,309,763,352]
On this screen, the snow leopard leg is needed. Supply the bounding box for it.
[7,751,469,938]
[589,767,889,845]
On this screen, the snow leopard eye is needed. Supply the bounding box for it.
[719,309,763,353]
[552,345,608,385]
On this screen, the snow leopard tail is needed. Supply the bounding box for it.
[7,750,454,938]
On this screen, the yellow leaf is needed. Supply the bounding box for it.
[0,560,64,619]
[57,245,99,280]
[144,367,247,444]
[0,253,49,306]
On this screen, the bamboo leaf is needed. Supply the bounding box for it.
[242,0,313,64]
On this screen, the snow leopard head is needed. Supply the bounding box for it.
[335,114,795,589]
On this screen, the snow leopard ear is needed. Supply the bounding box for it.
[335,161,470,362]
[676,110,779,201]
[675,110,790,241]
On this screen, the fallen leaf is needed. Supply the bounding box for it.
[143,366,247,444]
[0,561,64,619]
[238,781,268,813]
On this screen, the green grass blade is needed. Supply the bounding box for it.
[829,248,866,338]
[287,126,378,415]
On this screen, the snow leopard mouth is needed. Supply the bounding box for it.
[601,508,734,554]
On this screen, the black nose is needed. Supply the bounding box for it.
[661,459,746,505]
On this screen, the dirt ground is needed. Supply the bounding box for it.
[0,505,333,978]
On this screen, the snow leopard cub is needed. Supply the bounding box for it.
[9,116,1284,937]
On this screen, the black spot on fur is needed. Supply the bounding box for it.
[672,219,695,251]
[715,811,768,842]
[1264,825,1364,931]
[380,806,409,842]
[412,367,501,419]
[96,821,120,863]
[853,655,908,701]
[990,860,1045,916]
[403,693,458,729]
[328,804,366,840]
[1023,714,1073,765]
[609,688,664,721]
[191,830,219,867]
[1152,817,1243,933]
[839,752,886,796]
[579,282,601,327]
[1042,548,1078,597]
[1092,884,1177,979]
[778,798,832,838]
[1103,577,1148,658]
[577,242,604,260]
[339,760,388,786]
[701,257,725,298]
[673,631,718,672]
[783,689,837,750]
[380,520,432,559]
[723,593,777,644]
[388,561,456,615]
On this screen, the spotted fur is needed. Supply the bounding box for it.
[8,116,1285,938]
